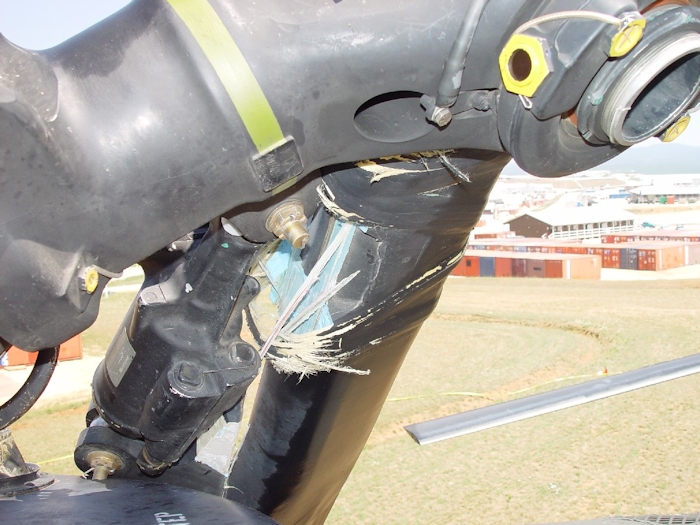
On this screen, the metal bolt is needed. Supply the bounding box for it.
[176,363,203,388]
[86,451,123,481]
[430,106,452,127]
[265,200,310,250]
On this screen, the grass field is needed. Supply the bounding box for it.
[11,277,700,524]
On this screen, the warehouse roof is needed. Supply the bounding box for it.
[506,207,637,227]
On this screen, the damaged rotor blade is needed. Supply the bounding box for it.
[405,352,700,446]
[280,271,360,336]
[259,222,354,358]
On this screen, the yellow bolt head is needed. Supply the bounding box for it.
[661,115,691,143]
[80,267,100,294]
[499,34,552,98]
[609,18,646,58]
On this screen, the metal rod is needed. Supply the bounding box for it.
[405,352,700,446]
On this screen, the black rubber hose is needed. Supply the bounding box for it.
[435,0,490,108]
[0,347,60,429]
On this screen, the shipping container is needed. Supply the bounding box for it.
[464,255,480,277]
[512,258,528,277]
[5,335,83,367]
[567,254,601,280]
[526,259,546,278]
[545,259,563,278]
[602,247,621,269]
[479,256,495,277]
[635,243,685,270]
[495,257,513,277]
[619,247,638,270]
[451,257,467,276]
[603,231,700,244]
[686,243,700,265]
[460,250,601,280]
[636,246,656,271]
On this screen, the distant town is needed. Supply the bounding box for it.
[459,169,700,280]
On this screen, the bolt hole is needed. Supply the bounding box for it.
[233,343,257,364]
[509,49,532,82]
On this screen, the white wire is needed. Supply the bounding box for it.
[514,10,623,35]
[259,222,354,359]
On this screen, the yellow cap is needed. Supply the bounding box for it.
[661,115,691,143]
[609,18,646,58]
[80,267,100,294]
[499,34,552,98]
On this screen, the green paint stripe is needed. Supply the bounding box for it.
[166,0,284,151]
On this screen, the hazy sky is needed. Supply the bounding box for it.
[0,0,698,149]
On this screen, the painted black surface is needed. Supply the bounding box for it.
[91,228,260,476]
[0,475,280,524]
[226,152,510,523]
[0,0,660,350]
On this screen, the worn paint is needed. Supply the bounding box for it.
[406,251,462,290]
[317,184,365,222]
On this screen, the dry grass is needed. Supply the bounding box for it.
[9,277,700,524]
[327,278,700,524]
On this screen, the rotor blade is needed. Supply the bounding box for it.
[405,351,700,446]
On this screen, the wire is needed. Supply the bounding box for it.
[387,371,609,403]
[435,0,491,108]
[514,10,624,35]
[0,347,60,429]
[36,454,74,466]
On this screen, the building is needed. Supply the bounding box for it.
[505,207,637,240]
[628,185,700,204]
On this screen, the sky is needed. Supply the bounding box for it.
[0,0,698,149]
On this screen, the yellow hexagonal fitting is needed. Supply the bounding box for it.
[661,115,691,143]
[499,34,552,98]
[609,18,646,58]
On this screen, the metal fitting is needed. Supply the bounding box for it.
[429,106,453,127]
[499,34,552,97]
[79,266,100,294]
[265,201,310,250]
[86,450,123,481]
[175,362,203,388]
[599,32,700,145]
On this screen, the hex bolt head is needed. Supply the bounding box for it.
[176,363,203,388]
[431,106,453,127]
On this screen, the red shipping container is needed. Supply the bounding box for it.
[463,255,481,277]
[6,335,83,367]
[601,247,621,269]
[495,257,513,277]
[637,248,656,271]
[451,257,467,276]
[545,259,563,278]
